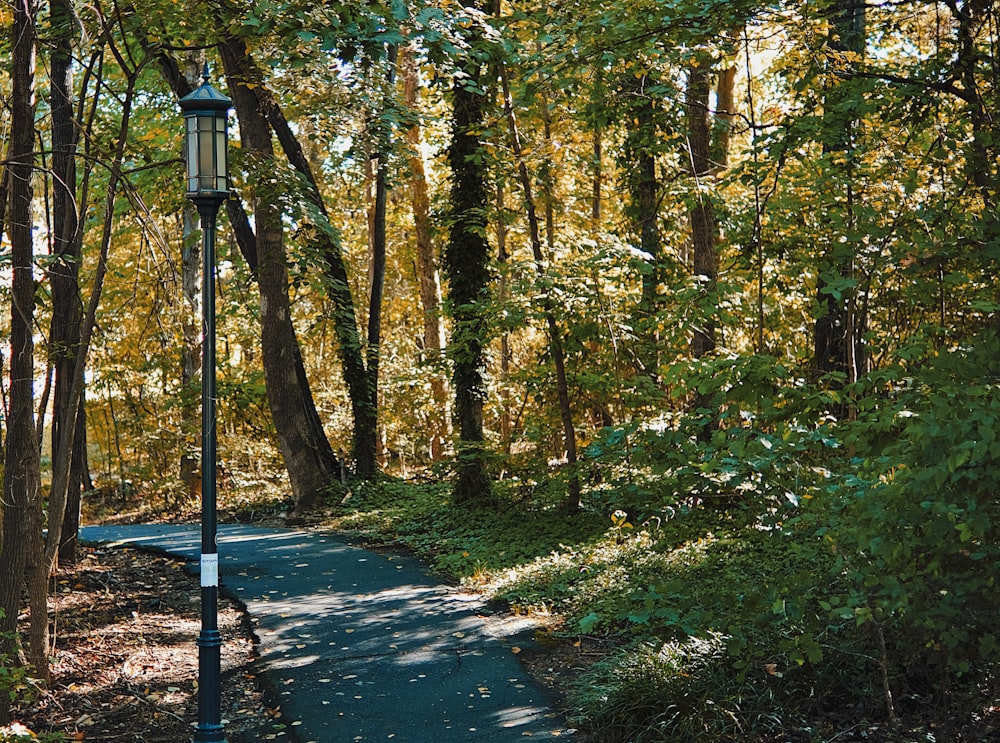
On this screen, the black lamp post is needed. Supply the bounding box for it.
[179,65,231,743]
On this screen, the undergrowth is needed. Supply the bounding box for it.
[322,334,1000,742]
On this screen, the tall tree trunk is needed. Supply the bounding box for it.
[495,181,514,453]
[1,0,45,721]
[815,0,866,383]
[237,44,377,479]
[50,0,87,565]
[152,46,345,496]
[366,45,397,469]
[401,43,450,460]
[686,55,719,359]
[45,48,135,611]
[445,0,496,505]
[622,74,662,374]
[220,40,341,511]
[499,62,581,511]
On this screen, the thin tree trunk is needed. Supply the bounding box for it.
[366,45,397,469]
[496,181,513,453]
[49,0,86,565]
[591,130,602,232]
[401,43,450,460]
[1,0,45,720]
[499,62,581,511]
[45,58,138,585]
[686,56,718,359]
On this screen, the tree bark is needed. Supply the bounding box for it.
[220,39,341,511]
[591,129,603,232]
[1,0,45,721]
[815,0,866,383]
[49,0,87,565]
[686,56,719,359]
[366,45,397,469]
[401,43,450,460]
[237,43,378,479]
[711,64,737,172]
[151,47,339,504]
[445,0,496,505]
[622,73,662,374]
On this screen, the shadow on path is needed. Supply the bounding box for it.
[81,524,571,742]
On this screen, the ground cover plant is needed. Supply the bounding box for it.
[324,336,1000,741]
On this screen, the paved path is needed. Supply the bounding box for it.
[81,524,570,742]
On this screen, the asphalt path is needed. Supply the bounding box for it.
[80,523,571,742]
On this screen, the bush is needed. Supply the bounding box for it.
[803,331,1000,722]
[0,724,66,742]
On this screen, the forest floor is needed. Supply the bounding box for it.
[13,545,288,742]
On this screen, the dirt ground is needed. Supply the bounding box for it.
[11,546,289,742]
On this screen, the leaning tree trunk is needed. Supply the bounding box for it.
[152,45,344,498]
[221,39,341,512]
[1,0,45,721]
[232,41,378,479]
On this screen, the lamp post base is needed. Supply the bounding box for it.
[193,728,227,743]
[193,622,225,742]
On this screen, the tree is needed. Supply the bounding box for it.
[401,42,450,460]
[686,54,719,359]
[814,0,867,383]
[0,0,45,722]
[444,0,498,505]
[499,58,581,510]
[48,0,89,565]
[219,37,344,511]
[685,47,736,360]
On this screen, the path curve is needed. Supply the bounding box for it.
[81,524,571,742]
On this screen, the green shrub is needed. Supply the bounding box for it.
[0,724,66,742]
[802,331,1000,720]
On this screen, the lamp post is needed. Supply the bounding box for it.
[179,64,231,743]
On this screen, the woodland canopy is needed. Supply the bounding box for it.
[2,0,999,738]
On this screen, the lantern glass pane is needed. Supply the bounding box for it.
[216,130,227,182]
[185,117,199,192]
[198,115,216,190]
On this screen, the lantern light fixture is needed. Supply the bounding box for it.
[179,64,232,206]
